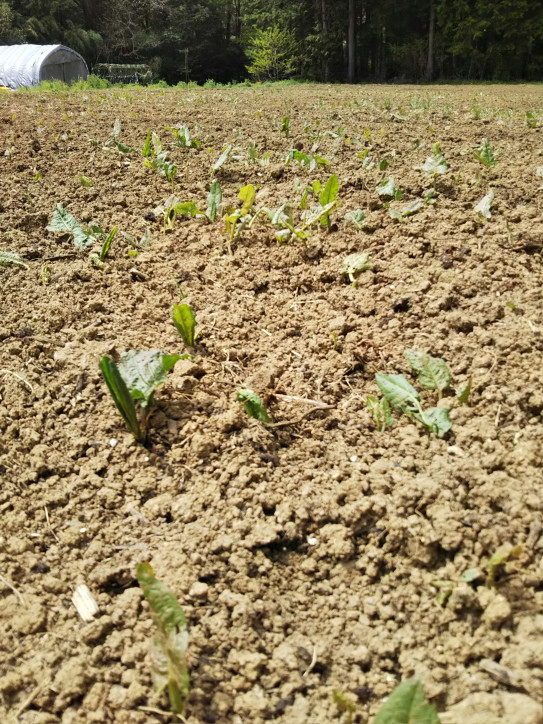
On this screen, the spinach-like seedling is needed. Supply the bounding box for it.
[136,562,189,717]
[163,195,203,233]
[79,173,95,187]
[280,115,290,137]
[98,225,118,261]
[172,303,197,347]
[526,111,538,129]
[366,394,393,432]
[121,229,151,250]
[419,141,449,176]
[475,190,494,219]
[169,123,200,149]
[47,203,95,249]
[374,677,440,724]
[318,173,339,229]
[222,184,256,242]
[377,177,401,201]
[406,348,451,399]
[343,209,366,230]
[486,545,522,588]
[341,252,371,286]
[389,191,434,222]
[375,372,452,437]
[206,179,222,222]
[286,148,329,172]
[0,251,29,269]
[100,350,181,441]
[237,389,270,422]
[211,144,233,179]
[473,138,498,168]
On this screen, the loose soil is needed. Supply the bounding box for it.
[0,83,542,724]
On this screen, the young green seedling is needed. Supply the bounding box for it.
[206,180,222,222]
[341,252,371,286]
[374,677,440,724]
[100,350,181,442]
[237,389,270,423]
[286,148,329,172]
[343,209,366,230]
[375,372,452,437]
[136,562,189,717]
[0,251,29,269]
[172,303,197,347]
[163,195,203,234]
[377,177,401,201]
[280,115,290,137]
[473,138,498,168]
[318,173,339,229]
[486,545,522,588]
[222,184,256,242]
[169,123,200,149]
[433,567,484,607]
[474,190,494,219]
[406,349,451,400]
[366,394,394,432]
[211,144,233,179]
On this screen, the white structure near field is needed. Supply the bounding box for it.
[0,44,88,89]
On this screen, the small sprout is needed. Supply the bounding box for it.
[473,138,498,168]
[0,251,29,269]
[341,252,371,286]
[366,394,394,432]
[280,115,290,137]
[172,303,197,347]
[170,123,200,149]
[40,262,50,284]
[212,143,233,178]
[79,173,95,187]
[375,372,452,437]
[419,141,449,175]
[332,690,356,723]
[99,225,117,261]
[374,677,440,724]
[100,350,181,441]
[206,180,222,222]
[237,389,270,423]
[377,177,401,200]
[475,189,494,219]
[406,349,451,399]
[343,209,366,230]
[486,545,522,588]
[142,129,152,157]
[47,203,95,248]
[318,173,339,228]
[455,376,472,404]
[121,229,151,250]
[136,562,189,716]
[525,111,537,128]
[379,157,389,171]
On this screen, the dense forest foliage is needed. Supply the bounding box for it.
[1,0,542,83]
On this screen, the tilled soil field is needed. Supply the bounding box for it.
[0,83,542,724]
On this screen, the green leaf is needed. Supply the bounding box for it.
[212,144,232,175]
[142,129,152,157]
[99,226,117,261]
[79,173,95,187]
[366,395,394,432]
[459,568,483,584]
[342,252,371,284]
[473,138,497,168]
[237,389,270,423]
[47,203,95,249]
[99,356,142,440]
[415,406,452,437]
[114,141,135,153]
[239,184,256,216]
[486,545,522,587]
[475,190,494,219]
[0,251,29,269]
[343,209,365,230]
[406,349,451,393]
[117,350,181,409]
[455,377,472,405]
[420,142,449,175]
[206,180,222,222]
[319,173,339,227]
[375,373,420,414]
[151,131,163,156]
[374,678,440,724]
[172,303,196,347]
[136,562,189,715]
[377,177,398,198]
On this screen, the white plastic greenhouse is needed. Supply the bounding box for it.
[0,44,88,89]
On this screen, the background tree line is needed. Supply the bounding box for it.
[0,0,542,83]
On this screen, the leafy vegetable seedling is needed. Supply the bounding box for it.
[237,389,270,423]
[136,563,189,717]
[377,177,401,201]
[206,179,222,222]
[475,190,494,219]
[170,123,200,149]
[343,209,366,230]
[280,115,290,137]
[473,138,498,168]
[366,394,394,432]
[172,303,197,347]
[0,251,29,269]
[100,350,181,442]
[374,677,440,723]
[341,252,371,286]
[375,372,452,437]
[406,348,451,399]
